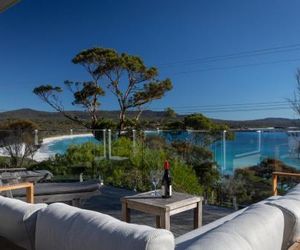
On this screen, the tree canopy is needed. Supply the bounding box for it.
[33,47,172,132]
[0,120,39,167]
[184,113,214,130]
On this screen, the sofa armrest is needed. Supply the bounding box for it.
[0,196,46,250]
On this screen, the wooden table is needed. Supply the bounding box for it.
[0,182,34,203]
[121,191,203,230]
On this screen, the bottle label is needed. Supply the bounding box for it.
[169,185,172,196]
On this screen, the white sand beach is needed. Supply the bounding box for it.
[0,133,94,162]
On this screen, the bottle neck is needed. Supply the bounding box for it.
[163,168,170,176]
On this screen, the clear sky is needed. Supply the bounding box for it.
[1,0,300,120]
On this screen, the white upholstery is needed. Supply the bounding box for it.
[35,203,175,250]
[0,195,46,250]
[287,183,300,194]
[176,203,290,250]
[175,195,281,247]
[269,196,300,243]
[175,207,247,246]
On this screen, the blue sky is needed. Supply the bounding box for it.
[1,0,300,120]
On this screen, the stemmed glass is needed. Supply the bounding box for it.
[150,170,162,197]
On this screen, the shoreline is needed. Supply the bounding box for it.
[41,133,93,144]
[34,133,94,161]
[0,133,94,162]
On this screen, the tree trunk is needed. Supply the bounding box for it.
[119,109,126,134]
[135,109,143,122]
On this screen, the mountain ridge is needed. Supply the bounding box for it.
[0,108,299,129]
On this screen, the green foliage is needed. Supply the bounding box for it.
[171,159,203,195]
[171,141,219,199]
[184,113,230,132]
[33,85,62,95]
[111,137,133,157]
[164,107,176,119]
[65,142,103,165]
[220,158,300,207]
[182,113,233,142]
[164,121,185,130]
[184,114,213,130]
[0,120,39,168]
[34,136,205,195]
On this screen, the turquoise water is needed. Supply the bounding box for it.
[154,131,299,173]
[47,136,100,155]
[212,131,294,174]
[46,131,300,174]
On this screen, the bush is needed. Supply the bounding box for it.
[32,136,205,195]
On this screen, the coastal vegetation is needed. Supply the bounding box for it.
[29,136,216,196]
[221,158,300,208]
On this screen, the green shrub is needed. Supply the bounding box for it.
[171,159,203,195]
[32,136,205,195]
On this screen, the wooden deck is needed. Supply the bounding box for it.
[83,186,234,237]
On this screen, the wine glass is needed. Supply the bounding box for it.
[150,170,162,197]
[98,175,104,186]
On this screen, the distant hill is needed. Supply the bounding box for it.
[212,117,300,129]
[0,109,166,121]
[0,108,300,130]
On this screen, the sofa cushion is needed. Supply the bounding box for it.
[176,203,291,250]
[287,183,300,195]
[175,195,281,247]
[0,196,47,250]
[268,196,300,243]
[35,203,175,250]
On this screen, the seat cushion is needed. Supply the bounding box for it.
[0,196,46,250]
[176,203,291,250]
[35,203,175,250]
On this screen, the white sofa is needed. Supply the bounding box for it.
[2,184,300,250]
[176,186,300,250]
[0,196,174,250]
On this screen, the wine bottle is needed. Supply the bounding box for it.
[161,160,172,198]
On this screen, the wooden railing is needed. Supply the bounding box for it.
[0,182,34,203]
[272,172,300,196]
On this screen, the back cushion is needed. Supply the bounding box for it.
[35,203,174,250]
[287,184,300,195]
[176,204,291,250]
[268,196,300,243]
[0,196,46,250]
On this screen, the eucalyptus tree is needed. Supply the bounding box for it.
[93,50,173,131]
[33,47,172,132]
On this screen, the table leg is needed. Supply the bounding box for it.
[194,201,202,228]
[160,211,170,230]
[122,201,131,223]
[26,183,34,204]
[156,216,161,228]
